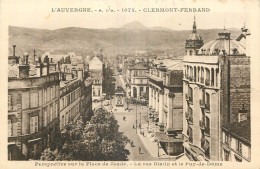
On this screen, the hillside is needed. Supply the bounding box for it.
[8,24,241,58]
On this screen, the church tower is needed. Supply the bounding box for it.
[185,16,204,56]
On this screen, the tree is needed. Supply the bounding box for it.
[40,109,130,161]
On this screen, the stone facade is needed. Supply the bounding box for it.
[148,59,183,156]
[8,53,60,160]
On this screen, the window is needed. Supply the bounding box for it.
[93,90,96,96]
[52,86,55,99]
[47,87,50,102]
[65,112,68,125]
[62,98,64,109]
[188,127,193,143]
[188,87,193,103]
[235,155,242,162]
[43,108,47,127]
[62,115,65,129]
[98,90,100,96]
[236,140,242,154]
[30,116,38,133]
[55,101,58,118]
[205,93,210,110]
[224,133,229,145]
[56,85,59,97]
[43,89,47,104]
[189,50,193,56]
[188,107,193,123]
[30,92,39,108]
[205,116,210,135]
[224,149,230,161]
[50,104,53,121]
[50,87,53,100]
[8,119,13,137]
[8,95,12,111]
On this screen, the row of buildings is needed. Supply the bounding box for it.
[146,17,251,161]
[8,49,93,160]
[115,17,251,161]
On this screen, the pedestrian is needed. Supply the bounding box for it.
[139,146,141,154]
[133,124,135,129]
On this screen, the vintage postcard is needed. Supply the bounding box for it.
[0,0,260,169]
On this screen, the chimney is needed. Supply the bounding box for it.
[36,63,43,77]
[13,45,16,56]
[46,56,50,75]
[18,54,30,78]
[57,61,60,71]
[33,50,36,63]
[25,55,29,65]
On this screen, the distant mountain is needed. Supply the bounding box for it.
[8,25,241,58]
[121,21,148,30]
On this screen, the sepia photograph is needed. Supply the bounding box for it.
[1,0,260,168]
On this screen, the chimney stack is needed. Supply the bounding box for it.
[12,45,16,56]
[25,55,29,65]
[46,56,50,75]
[33,50,36,63]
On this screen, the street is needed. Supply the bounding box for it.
[113,105,158,161]
[110,71,163,161]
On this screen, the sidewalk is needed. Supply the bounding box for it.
[136,123,180,160]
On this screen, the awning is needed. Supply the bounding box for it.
[28,137,42,143]
[155,132,182,143]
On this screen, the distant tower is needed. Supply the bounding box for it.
[185,15,204,56]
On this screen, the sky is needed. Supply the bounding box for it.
[0,0,255,30]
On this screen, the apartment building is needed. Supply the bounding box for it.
[148,59,183,156]
[182,18,250,161]
[8,47,60,160]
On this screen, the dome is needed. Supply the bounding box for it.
[188,33,202,40]
[198,31,246,55]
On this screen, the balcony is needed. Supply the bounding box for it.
[185,94,189,101]
[205,79,210,86]
[185,94,193,104]
[188,77,194,82]
[205,104,210,112]
[185,111,189,120]
[199,120,205,130]
[205,127,210,136]
[199,99,205,108]
[200,77,204,83]
[189,136,193,144]
[188,117,193,125]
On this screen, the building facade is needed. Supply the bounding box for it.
[8,49,60,160]
[182,18,250,161]
[148,59,183,156]
[129,63,149,100]
[89,55,103,101]
[59,55,93,132]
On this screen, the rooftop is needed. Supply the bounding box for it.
[222,120,250,146]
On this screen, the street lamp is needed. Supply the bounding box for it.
[139,112,141,129]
